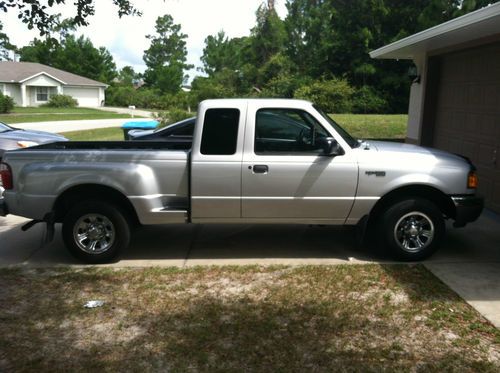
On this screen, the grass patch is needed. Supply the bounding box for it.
[63,127,124,141]
[11,107,111,114]
[0,107,138,124]
[0,265,498,371]
[332,114,407,139]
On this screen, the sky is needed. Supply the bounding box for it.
[0,0,287,81]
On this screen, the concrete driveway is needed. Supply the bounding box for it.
[1,211,499,326]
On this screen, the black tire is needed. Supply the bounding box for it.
[62,200,130,264]
[379,198,445,261]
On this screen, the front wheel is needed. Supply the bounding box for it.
[380,198,445,261]
[62,200,131,264]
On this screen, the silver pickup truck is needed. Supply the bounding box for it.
[0,99,483,263]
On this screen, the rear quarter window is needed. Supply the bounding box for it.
[200,109,240,155]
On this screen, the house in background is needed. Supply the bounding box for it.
[0,61,107,107]
[370,3,500,214]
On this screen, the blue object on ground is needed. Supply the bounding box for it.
[122,120,159,129]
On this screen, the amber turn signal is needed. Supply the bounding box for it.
[467,171,478,189]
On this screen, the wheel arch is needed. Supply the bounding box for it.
[53,184,139,225]
[368,184,455,225]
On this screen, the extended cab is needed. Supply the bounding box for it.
[0,99,483,263]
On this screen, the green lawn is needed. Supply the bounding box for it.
[332,114,407,140]
[61,114,407,142]
[0,107,138,124]
[63,127,125,141]
[0,265,498,371]
[11,107,112,114]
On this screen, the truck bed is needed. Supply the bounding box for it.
[3,141,191,224]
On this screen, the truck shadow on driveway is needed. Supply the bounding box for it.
[0,211,499,266]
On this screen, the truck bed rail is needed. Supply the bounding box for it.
[32,140,192,151]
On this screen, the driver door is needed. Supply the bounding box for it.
[241,106,358,223]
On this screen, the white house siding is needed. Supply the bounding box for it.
[3,83,22,106]
[63,86,101,107]
[23,74,61,87]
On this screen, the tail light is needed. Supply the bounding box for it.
[0,162,12,190]
[467,171,478,189]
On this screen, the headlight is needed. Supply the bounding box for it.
[17,141,39,148]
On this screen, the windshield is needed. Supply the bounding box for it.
[313,106,359,148]
[0,122,13,133]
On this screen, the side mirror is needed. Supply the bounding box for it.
[317,137,344,156]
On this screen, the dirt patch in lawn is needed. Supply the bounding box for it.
[0,265,498,371]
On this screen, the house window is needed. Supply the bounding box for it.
[36,87,49,102]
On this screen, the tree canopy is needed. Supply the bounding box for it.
[143,14,193,94]
[19,34,117,83]
[6,0,500,113]
[0,0,140,35]
[195,0,500,113]
[0,20,15,60]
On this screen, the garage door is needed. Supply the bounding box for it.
[432,42,500,213]
[62,87,100,107]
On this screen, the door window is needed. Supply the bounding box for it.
[255,109,330,155]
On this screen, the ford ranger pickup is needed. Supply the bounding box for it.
[0,99,483,263]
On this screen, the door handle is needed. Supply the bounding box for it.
[252,165,269,174]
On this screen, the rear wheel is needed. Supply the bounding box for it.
[379,198,445,261]
[62,200,130,264]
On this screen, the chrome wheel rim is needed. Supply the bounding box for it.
[73,214,115,254]
[394,212,434,253]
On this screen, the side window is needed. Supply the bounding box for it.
[255,109,330,155]
[201,109,240,155]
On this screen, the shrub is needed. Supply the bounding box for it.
[190,76,235,103]
[0,92,15,113]
[42,94,78,108]
[260,74,311,98]
[105,86,138,107]
[155,108,193,129]
[294,78,354,113]
[351,86,388,114]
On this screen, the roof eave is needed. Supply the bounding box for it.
[370,2,500,59]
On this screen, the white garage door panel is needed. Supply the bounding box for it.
[63,87,100,107]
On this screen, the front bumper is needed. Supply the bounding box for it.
[0,198,7,217]
[451,195,483,227]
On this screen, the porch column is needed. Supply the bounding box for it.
[20,83,27,107]
[57,85,63,94]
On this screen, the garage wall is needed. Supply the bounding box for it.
[431,42,500,213]
[63,86,101,107]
